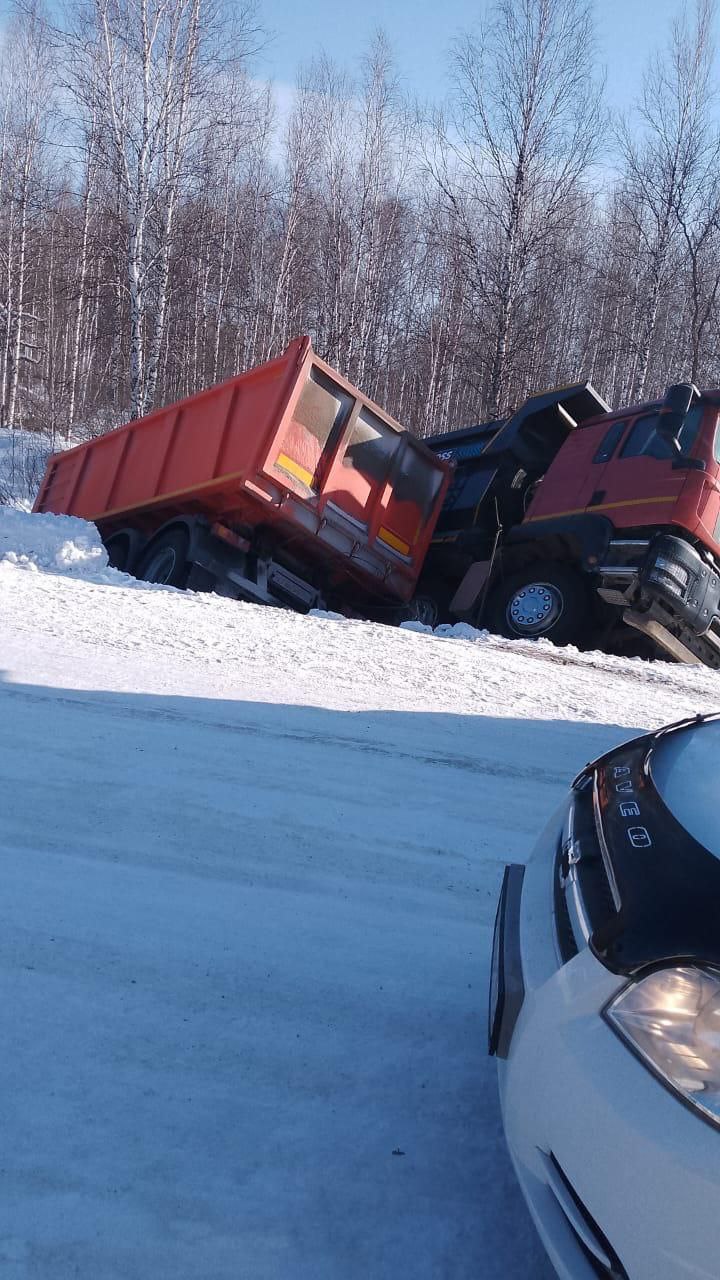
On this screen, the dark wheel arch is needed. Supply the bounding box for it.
[502,513,613,574]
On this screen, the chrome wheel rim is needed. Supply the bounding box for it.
[506,582,564,636]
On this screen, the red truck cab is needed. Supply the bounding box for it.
[498,388,720,665]
[424,382,720,666]
[527,394,720,558]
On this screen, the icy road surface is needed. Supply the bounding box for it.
[1,510,720,1280]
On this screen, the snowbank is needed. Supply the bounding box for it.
[0,505,114,579]
[401,619,491,642]
[1,506,719,710]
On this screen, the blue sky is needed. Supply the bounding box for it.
[256,0,685,113]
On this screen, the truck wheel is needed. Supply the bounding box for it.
[103,528,143,574]
[402,595,439,628]
[104,531,132,572]
[484,562,590,646]
[136,529,190,587]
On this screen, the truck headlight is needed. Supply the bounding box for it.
[605,966,720,1126]
[649,556,690,593]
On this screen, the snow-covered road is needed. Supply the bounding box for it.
[2,512,719,1279]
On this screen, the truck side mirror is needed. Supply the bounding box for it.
[658,382,699,450]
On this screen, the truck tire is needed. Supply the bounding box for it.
[104,531,132,571]
[484,561,590,646]
[136,528,190,587]
[397,595,439,628]
[103,528,144,573]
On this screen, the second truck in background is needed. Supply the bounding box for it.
[421,378,720,667]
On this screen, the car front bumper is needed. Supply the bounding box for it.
[492,804,720,1280]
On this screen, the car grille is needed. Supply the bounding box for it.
[553,778,617,961]
[553,837,579,964]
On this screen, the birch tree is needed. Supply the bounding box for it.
[0,2,53,426]
[620,0,719,396]
[9,0,720,447]
[428,0,603,417]
[67,0,260,416]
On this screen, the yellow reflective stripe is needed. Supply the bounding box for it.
[525,495,677,523]
[275,452,314,487]
[378,526,411,555]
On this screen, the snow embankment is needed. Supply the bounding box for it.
[1,505,719,726]
[0,506,116,578]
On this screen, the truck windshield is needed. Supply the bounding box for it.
[620,404,703,461]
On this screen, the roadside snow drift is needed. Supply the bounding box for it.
[0,507,112,578]
[1,507,719,1280]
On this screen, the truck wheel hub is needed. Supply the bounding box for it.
[507,583,563,635]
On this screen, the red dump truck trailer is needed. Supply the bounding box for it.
[34,337,451,617]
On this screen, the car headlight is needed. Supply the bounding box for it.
[605,966,720,1127]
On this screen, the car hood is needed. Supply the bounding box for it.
[651,718,720,859]
[575,715,720,975]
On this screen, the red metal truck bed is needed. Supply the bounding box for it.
[34,338,450,604]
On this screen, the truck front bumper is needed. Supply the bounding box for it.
[623,534,720,666]
[640,533,720,634]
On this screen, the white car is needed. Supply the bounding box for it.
[489,713,720,1280]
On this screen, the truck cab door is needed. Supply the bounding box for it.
[525,417,626,522]
[593,408,703,531]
